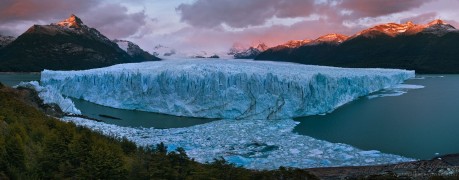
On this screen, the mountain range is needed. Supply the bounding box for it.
[0,15,159,72]
[255,20,459,73]
[228,43,269,59]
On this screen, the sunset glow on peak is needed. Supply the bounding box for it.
[56,14,84,29]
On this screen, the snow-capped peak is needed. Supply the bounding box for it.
[255,43,269,51]
[56,14,85,29]
[423,19,457,36]
[428,19,446,26]
[281,39,312,48]
[353,19,457,38]
[307,33,349,45]
[228,43,270,59]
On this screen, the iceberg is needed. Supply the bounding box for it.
[41,59,414,120]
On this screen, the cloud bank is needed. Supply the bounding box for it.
[0,0,147,39]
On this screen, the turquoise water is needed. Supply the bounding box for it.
[0,73,40,86]
[0,73,216,129]
[294,75,459,160]
[2,73,458,159]
[71,98,216,129]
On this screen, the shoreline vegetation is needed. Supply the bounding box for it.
[1,83,458,179]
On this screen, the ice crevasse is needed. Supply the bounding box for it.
[41,59,415,120]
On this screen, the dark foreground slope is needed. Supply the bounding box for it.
[0,83,318,179]
[0,15,159,72]
[256,20,459,74]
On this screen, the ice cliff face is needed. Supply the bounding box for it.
[16,81,81,115]
[41,60,414,120]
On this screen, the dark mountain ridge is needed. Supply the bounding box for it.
[0,14,159,72]
[256,20,459,73]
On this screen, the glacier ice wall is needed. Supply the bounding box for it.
[16,81,81,115]
[41,59,414,120]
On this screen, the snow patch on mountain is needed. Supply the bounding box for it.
[353,19,458,39]
[0,35,15,49]
[229,43,269,59]
[307,34,349,46]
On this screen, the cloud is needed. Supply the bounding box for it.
[139,18,359,54]
[80,4,148,39]
[0,0,148,39]
[177,0,436,28]
[176,0,316,28]
[0,0,97,23]
[339,0,434,19]
[400,12,437,24]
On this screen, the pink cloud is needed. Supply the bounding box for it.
[0,0,148,39]
[400,12,437,24]
[0,0,97,23]
[339,0,434,19]
[176,0,316,28]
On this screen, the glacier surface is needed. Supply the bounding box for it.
[61,117,414,170]
[41,59,414,120]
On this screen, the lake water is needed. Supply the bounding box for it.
[294,75,459,160]
[0,73,216,129]
[71,98,216,129]
[0,73,40,86]
[1,73,458,159]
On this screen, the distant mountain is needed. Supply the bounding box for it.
[113,39,160,61]
[152,45,179,58]
[256,20,459,73]
[0,14,159,72]
[0,35,15,49]
[228,43,269,59]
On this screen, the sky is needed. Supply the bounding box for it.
[1,0,459,54]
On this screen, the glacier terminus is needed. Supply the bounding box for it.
[33,59,419,169]
[41,59,414,120]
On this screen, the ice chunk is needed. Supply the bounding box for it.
[16,81,81,114]
[41,59,414,120]
[60,117,415,170]
[367,84,424,99]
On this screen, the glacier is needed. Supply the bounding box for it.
[41,59,415,120]
[16,81,81,115]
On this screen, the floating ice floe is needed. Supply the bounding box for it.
[367,84,425,99]
[41,59,414,120]
[61,117,415,170]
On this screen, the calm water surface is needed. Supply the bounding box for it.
[0,73,40,86]
[294,75,459,160]
[71,98,216,129]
